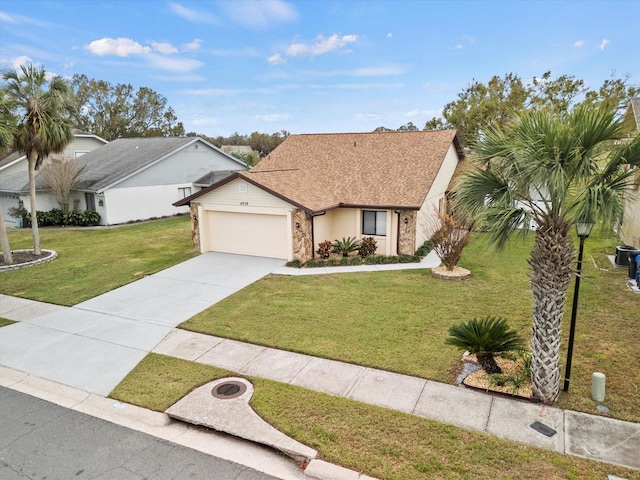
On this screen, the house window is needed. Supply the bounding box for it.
[178,187,192,198]
[363,210,386,236]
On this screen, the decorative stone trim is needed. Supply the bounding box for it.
[0,249,57,272]
[398,210,417,255]
[190,204,200,252]
[292,209,313,262]
[431,265,470,280]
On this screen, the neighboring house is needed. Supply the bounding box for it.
[0,137,246,226]
[175,130,464,261]
[620,98,640,247]
[0,130,108,226]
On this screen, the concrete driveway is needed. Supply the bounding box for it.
[0,253,284,396]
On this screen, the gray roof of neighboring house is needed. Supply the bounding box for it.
[193,170,243,187]
[71,136,244,192]
[0,151,23,170]
[0,136,245,194]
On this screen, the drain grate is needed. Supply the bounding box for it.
[211,381,247,399]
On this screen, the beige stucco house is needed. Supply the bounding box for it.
[620,98,640,247]
[175,130,464,261]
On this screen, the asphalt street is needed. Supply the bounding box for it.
[0,387,281,480]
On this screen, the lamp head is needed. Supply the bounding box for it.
[575,220,594,238]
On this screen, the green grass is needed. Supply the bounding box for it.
[0,318,17,327]
[111,354,640,480]
[180,231,640,422]
[1,216,197,305]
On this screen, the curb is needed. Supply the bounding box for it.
[0,249,57,271]
[0,366,376,480]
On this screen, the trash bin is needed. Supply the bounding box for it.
[629,252,640,281]
[615,245,637,267]
[14,217,23,228]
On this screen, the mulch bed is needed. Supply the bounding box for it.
[0,250,53,267]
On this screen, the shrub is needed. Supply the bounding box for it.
[358,236,377,257]
[415,240,434,257]
[285,259,301,268]
[305,259,327,268]
[444,317,524,374]
[7,206,28,219]
[316,240,332,258]
[430,211,470,270]
[332,237,360,257]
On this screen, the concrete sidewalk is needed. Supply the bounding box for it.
[152,328,640,471]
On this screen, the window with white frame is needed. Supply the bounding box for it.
[178,187,192,198]
[362,210,386,236]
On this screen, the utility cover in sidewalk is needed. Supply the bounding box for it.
[530,421,557,437]
[166,377,317,462]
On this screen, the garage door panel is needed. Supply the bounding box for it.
[208,211,289,259]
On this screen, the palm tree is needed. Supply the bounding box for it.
[445,317,524,374]
[2,65,74,255]
[0,93,17,264]
[454,104,640,402]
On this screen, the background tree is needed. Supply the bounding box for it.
[2,65,75,255]
[425,71,639,145]
[453,104,640,402]
[39,155,83,212]
[70,74,184,140]
[0,93,16,264]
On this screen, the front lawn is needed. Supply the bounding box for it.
[1,216,197,305]
[181,231,639,422]
[110,354,640,480]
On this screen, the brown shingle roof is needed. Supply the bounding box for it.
[178,130,462,213]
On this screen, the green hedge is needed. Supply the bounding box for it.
[23,209,101,227]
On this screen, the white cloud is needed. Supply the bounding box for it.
[182,88,239,96]
[422,82,434,89]
[152,42,178,54]
[169,2,219,24]
[191,114,220,127]
[254,113,292,122]
[183,39,203,51]
[147,54,203,72]
[453,44,463,50]
[85,37,151,57]
[267,53,286,65]
[404,108,438,119]
[386,33,392,38]
[599,38,610,50]
[287,33,358,57]
[354,65,405,76]
[0,12,17,23]
[354,113,382,121]
[9,55,33,70]
[224,0,297,29]
[574,40,584,47]
[462,35,476,45]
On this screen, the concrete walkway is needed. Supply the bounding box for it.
[0,253,285,395]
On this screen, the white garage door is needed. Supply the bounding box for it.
[208,211,289,259]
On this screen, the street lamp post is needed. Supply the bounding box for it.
[563,220,595,392]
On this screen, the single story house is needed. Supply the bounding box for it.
[175,130,464,261]
[0,136,246,226]
[0,130,108,225]
[620,98,640,247]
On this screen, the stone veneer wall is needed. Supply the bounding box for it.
[398,210,417,255]
[190,204,200,252]
[292,209,313,262]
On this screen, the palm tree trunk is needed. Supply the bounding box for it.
[0,208,13,264]
[528,217,574,403]
[28,150,41,255]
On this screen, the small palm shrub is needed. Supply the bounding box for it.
[358,236,377,257]
[332,237,360,257]
[445,317,524,374]
[316,240,332,258]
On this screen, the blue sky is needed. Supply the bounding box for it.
[1,0,638,137]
